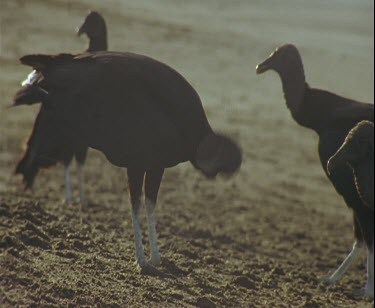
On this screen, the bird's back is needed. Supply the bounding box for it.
[25,52,212,169]
[297,87,374,133]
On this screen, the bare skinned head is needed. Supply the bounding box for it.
[256,44,302,75]
[77,11,107,39]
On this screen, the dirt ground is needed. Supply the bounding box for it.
[0,0,374,307]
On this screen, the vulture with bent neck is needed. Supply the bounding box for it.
[257,44,374,298]
[15,11,108,204]
[13,51,242,272]
[328,121,374,209]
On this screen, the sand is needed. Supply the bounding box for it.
[0,0,374,307]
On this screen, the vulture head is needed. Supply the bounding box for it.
[77,11,107,40]
[256,44,302,75]
[328,121,374,175]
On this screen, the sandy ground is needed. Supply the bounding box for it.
[0,0,374,307]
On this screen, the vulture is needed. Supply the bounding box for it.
[13,51,242,271]
[256,44,374,298]
[328,121,374,298]
[15,11,108,204]
[328,121,374,210]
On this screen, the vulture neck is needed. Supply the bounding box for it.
[278,57,307,120]
[87,35,108,52]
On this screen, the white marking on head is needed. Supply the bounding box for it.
[21,70,38,87]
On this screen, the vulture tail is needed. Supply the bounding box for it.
[195,133,242,178]
[14,53,76,106]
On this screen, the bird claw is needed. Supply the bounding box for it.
[133,258,166,276]
[79,198,88,208]
[150,255,161,267]
[140,263,160,276]
[134,258,146,267]
[319,277,337,285]
[62,197,75,205]
[134,261,162,276]
[63,197,87,207]
[364,286,374,300]
[351,288,374,300]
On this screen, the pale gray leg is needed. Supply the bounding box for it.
[325,241,363,284]
[64,163,73,204]
[77,162,86,205]
[146,198,161,266]
[131,199,147,268]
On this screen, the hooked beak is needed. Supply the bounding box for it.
[77,23,86,36]
[256,62,270,75]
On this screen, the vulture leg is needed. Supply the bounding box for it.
[145,169,164,267]
[77,162,86,206]
[64,163,74,204]
[127,168,147,269]
[75,148,88,206]
[325,241,363,284]
[365,243,374,299]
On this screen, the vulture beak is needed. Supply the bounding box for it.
[77,23,86,36]
[256,62,270,75]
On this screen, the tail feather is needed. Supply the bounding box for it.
[14,53,76,106]
[195,133,242,178]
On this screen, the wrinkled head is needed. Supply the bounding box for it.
[328,121,374,175]
[77,11,107,38]
[196,133,242,179]
[256,44,302,75]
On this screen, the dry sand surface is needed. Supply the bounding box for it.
[0,0,374,307]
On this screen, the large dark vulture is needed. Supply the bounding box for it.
[15,11,108,204]
[257,44,374,298]
[13,51,242,271]
[327,121,374,298]
[328,121,374,210]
